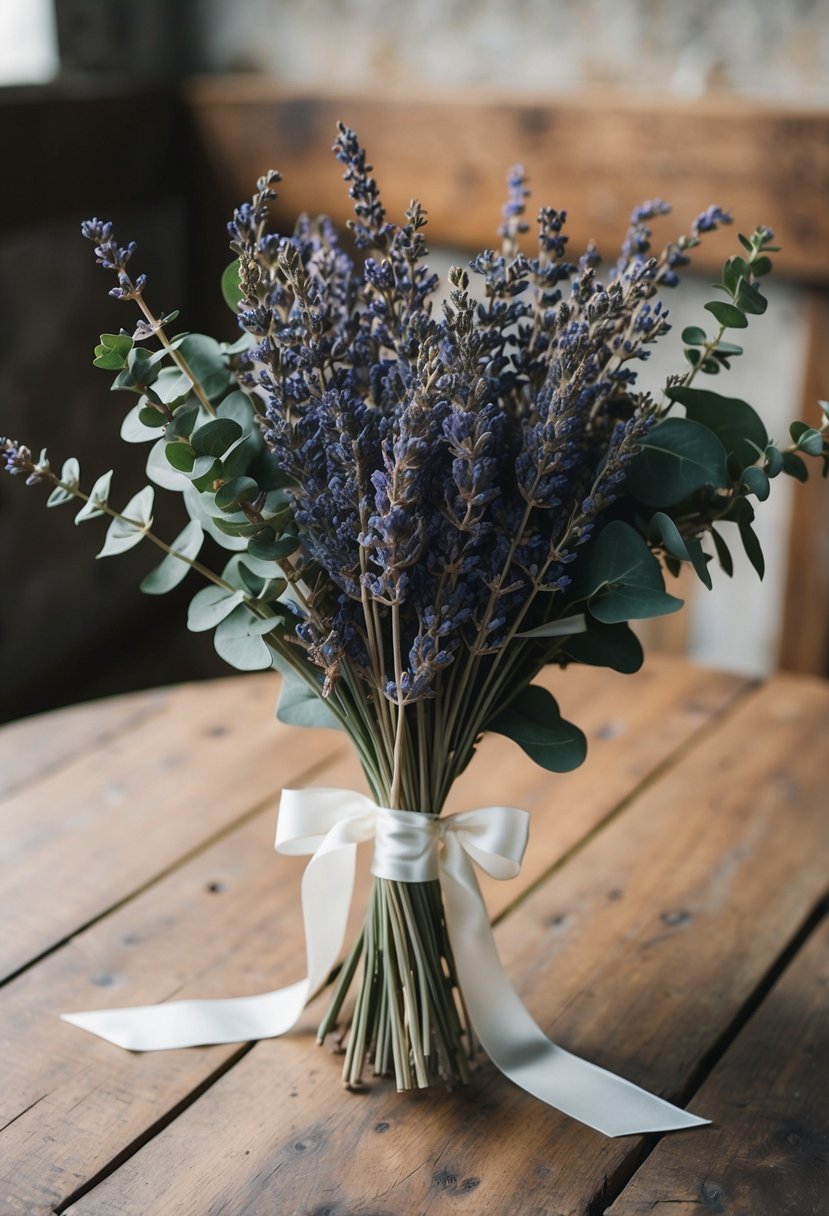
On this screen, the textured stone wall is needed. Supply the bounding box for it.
[196,0,829,105]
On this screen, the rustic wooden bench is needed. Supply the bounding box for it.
[2,655,827,1214]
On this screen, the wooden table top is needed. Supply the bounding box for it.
[2,655,827,1216]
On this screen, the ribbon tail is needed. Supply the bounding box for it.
[440,844,709,1138]
[61,836,358,1052]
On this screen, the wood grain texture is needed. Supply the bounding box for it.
[607,913,829,1216]
[778,288,829,676]
[0,673,347,981]
[0,686,167,801]
[184,79,829,282]
[62,675,829,1216]
[0,660,744,1215]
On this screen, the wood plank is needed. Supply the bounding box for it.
[0,85,183,231]
[778,288,829,676]
[62,674,829,1216]
[0,673,347,982]
[0,686,167,802]
[184,79,829,283]
[0,660,744,1214]
[606,912,829,1216]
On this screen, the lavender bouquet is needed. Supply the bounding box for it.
[3,127,827,1103]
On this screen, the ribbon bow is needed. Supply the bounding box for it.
[62,789,706,1138]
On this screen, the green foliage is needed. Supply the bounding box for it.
[96,486,154,558]
[93,332,133,370]
[46,458,81,507]
[488,684,587,773]
[276,668,343,730]
[625,418,729,507]
[140,520,204,595]
[221,259,244,313]
[666,386,768,471]
[583,521,683,622]
[560,621,644,674]
[648,511,712,589]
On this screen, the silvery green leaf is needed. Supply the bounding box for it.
[75,470,113,524]
[276,668,342,730]
[46,458,80,507]
[187,585,246,631]
[213,607,273,670]
[140,520,204,595]
[122,402,163,444]
[146,437,191,491]
[151,367,193,405]
[182,483,247,550]
[516,613,587,639]
[96,486,154,558]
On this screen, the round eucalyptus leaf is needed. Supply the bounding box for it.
[140,520,204,595]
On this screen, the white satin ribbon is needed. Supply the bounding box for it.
[62,788,707,1137]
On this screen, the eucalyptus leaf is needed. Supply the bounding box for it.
[515,613,587,639]
[781,451,809,482]
[741,465,770,501]
[648,511,712,589]
[710,527,734,577]
[704,300,748,329]
[585,520,684,622]
[624,417,729,507]
[46,458,81,507]
[213,607,274,671]
[276,668,343,731]
[187,585,246,631]
[121,402,164,443]
[146,437,192,492]
[75,470,113,524]
[488,684,586,773]
[176,334,231,402]
[191,418,243,459]
[96,486,154,558]
[666,386,768,470]
[561,621,644,674]
[140,520,204,595]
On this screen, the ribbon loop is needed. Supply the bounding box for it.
[61,787,707,1138]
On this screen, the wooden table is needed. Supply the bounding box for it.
[2,656,827,1215]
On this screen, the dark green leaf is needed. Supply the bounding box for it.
[191,418,243,458]
[738,517,765,579]
[738,233,753,252]
[681,326,707,346]
[214,476,260,512]
[648,511,712,589]
[585,520,684,621]
[704,300,748,329]
[276,668,343,731]
[165,442,195,473]
[138,405,167,428]
[752,256,773,277]
[789,421,824,456]
[247,535,300,561]
[764,445,784,478]
[710,527,733,577]
[561,621,644,674]
[488,685,587,773]
[165,404,200,441]
[624,417,730,507]
[782,451,809,482]
[735,278,767,315]
[667,386,768,470]
[213,518,274,539]
[741,465,770,501]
